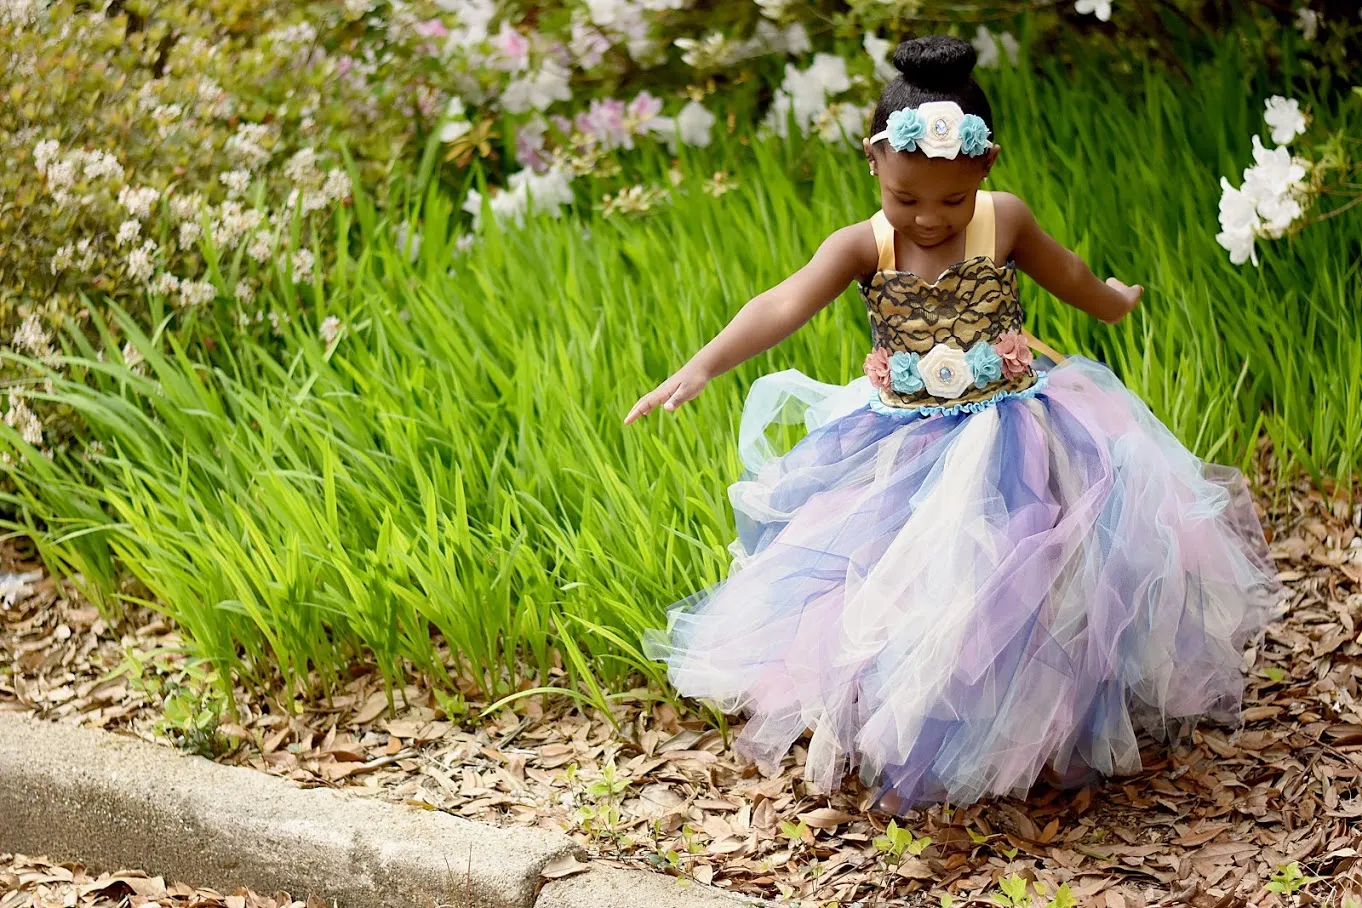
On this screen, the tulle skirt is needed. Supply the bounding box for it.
[643,356,1285,809]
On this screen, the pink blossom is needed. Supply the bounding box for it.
[415,19,449,39]
[993,332,1033,379]
[627,91,662,123]
[575,98,629,149]
[516,119,550,173]
[864,347,891,391]
[570,23,610,69]
[549,114,573,135]
[335,56,355,77]
[491,21,531,71]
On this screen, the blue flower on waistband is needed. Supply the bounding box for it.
[885,109,927,153]
[889,351,924,394]
[958,115,992,157]
[964,341,1003,388]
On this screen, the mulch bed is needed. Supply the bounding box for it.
[3,477,1361,908]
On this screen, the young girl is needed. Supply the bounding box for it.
[626,35,1284,810]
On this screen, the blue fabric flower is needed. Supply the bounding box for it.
[885,109,927,153]
[964,342,1003,388]
[889,351,924,394]
[958,114,992,157]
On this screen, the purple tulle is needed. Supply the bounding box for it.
[644,356,1284,808]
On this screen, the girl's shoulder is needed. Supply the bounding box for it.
[823,217,881,284]
[988,191,1034,263]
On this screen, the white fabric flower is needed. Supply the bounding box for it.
[1075,0,1112,20]
[1263,96,1308,146]
[919,346,974,399]
[915,101,966,159]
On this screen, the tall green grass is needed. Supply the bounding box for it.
[2,41,1358,713]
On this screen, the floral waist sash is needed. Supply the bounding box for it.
[864,331,1036,409]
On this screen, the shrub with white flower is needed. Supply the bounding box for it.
[1215,96,1319,265]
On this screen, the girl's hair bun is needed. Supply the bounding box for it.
[891,35,977,91]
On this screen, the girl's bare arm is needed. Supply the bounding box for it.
[624,222,876,424]
[995,193,1142,325]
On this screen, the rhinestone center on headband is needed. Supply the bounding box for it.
[933,119,949,135]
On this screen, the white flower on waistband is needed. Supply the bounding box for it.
[919,345,974,399]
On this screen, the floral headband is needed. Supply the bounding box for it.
[867,101,992,160]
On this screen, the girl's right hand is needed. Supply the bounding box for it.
[624,363,712,425]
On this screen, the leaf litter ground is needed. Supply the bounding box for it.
[3,479,1361,908]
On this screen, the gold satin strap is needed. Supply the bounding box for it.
[871,210,896,271]
[1023,329,1066,363]
[963,190,995,262]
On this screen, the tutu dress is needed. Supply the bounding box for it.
[643,192,1285,808]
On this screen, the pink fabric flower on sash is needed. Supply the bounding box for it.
[993,332,1033,379]
[864,347,891,391]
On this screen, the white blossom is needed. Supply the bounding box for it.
[118,185,160,219]
[1263,96,1308,146]
[1243,135,1308,199]
[319,316,341,345]
[500,61,572,114]
[33,139,59,176]
[120,341,143,369]
[291,249,315,283]
[50,244,74,275]
[972,27,1019,69]
[818,102,872,145]
[178,221,202,247]
[1296,6,1319,40]
[234,280,256,305]
[247,233,274,262]
[81,150,124,182]
[152,273,181,296]
[75,238,95,270]
[170,197,202,228]
[126,241,156,281]
[225,123,275,170]
[1075,0,1112,21]
[116,219,142,246]
[4,392,42,447]
[1,0,41,28]
[284,148,321,186]
[220,170,251,197]
[756,0,791,18]
[864,32,897,83]
[179,280,217,307]
[323,168,351,203]
[764,57,850,138]
[13,313,52,358]
[44,159,76,193]
[676,100,716,147]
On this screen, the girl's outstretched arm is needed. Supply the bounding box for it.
[624,222,876,424]
[996,193,1143,325]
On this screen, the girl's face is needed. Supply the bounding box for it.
[864,143,1000,249]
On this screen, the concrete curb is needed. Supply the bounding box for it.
[0,713,760,908]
